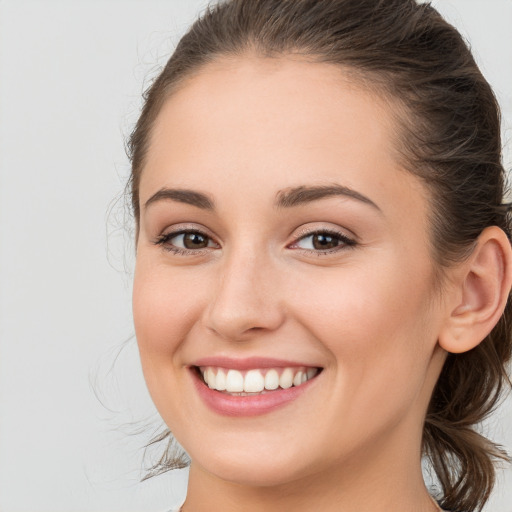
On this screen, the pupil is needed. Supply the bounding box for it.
[184,233,208,249]
[313,234,339,250]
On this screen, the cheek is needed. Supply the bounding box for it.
[132,259,212,420]
[133,259,202,347]
[295,258,434,342]
[290,253,438,407]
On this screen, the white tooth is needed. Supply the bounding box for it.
[293,371,303,387]
[244,370,265,393]
[279,368,293,389]
[264,369,279,390]
[301,372,307,384]
[206,368,216,389]
[226,369,244,392]
[307,368,318,380]
[215,368,227,391]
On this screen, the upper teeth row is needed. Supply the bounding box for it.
[201,367,318,393]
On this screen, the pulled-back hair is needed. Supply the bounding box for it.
[128,1,512,510]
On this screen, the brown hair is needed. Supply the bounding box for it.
[127,1,512,510]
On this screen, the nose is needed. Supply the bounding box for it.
[204,249,286,341]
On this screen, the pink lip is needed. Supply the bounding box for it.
[191,356,316,371]
[189,363,320,417]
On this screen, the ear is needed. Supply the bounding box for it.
[438,226,512,354]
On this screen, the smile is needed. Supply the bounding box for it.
[199,366,319,395]
[191,360,323,416]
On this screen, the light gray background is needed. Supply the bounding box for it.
[0,1,510,511]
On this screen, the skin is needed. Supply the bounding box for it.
[132,56,509,512]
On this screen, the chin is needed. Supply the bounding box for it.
[185,434,326,488]
[202,456,312,488]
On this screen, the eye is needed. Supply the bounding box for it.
[292,230,356,253]
[154,229,219,254]
[173,232,212,249]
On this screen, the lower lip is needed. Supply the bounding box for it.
[191,368,318,417]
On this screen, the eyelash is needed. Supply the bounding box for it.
[290,228,357,255]
[153,230,218,256]
[152,228,357,256]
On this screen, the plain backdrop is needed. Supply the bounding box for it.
[0,1,511,511]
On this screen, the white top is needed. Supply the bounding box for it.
[167,498,185,512]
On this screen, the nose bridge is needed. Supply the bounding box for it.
[205,242,284,340]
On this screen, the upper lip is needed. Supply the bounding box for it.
[190,356,321,371]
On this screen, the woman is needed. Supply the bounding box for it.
[128,1,512,511]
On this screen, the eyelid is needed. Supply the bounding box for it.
[292,223,357,241]
[156,223,218,241]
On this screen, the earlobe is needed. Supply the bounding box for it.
[438,226,512,354]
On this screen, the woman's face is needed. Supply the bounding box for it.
[133,57,448,486]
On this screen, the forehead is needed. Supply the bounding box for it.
[148,56,397,164]
[140,55,427,223]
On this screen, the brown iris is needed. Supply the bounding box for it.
[311,233,341,250]
[183,232,209,249]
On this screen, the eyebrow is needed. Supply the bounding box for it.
[275,184,381,212]
[144,188,215,210]
[143,183,380,213]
